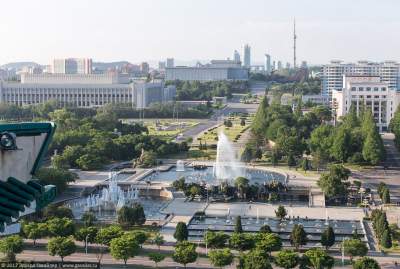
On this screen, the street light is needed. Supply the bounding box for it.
[85,234,89,254]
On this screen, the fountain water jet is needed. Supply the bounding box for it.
[213,132,245,183]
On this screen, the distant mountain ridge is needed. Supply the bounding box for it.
[1,62,40,70]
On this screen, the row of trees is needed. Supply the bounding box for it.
[0,99,212,121]
[371,209,393,248]
[172,176,288,202]
[166,80,248,101]
[171,218,371,269]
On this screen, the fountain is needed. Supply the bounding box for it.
[213,132,246,183]
[85,172,140,212]
[325,208,329,225]
[176,160,185,172]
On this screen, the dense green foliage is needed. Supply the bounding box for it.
[371,209,392,248]
[342,239,368,261]
[241,249,272,269]
[275,205,287,220]
[174,222,189,242]
[117,204,146,227]
[208,248,234,268]
[35,168,78,194]
[204,231,229,249]
[172,241,198,268]
[110,234,140,265]
[47,236,76,263]
[21,222,48,245]
[317,165,350,199]
[303,248,334,269]
[290,224,308,250]
[0,235,24,261]
[275,250,299,269]
[167,80,248,100]
[95,225,124,246]
[234,216,243,233]
[353,257,381,269]
[46,217,75,237]
[320,226,335,250]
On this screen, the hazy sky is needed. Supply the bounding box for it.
[1,0,400,66]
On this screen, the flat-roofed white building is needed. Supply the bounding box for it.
[0,74,174,109]
[332,75,400,131]
[165,60,249,81]
[322,60,400,97]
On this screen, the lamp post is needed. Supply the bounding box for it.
[85,234,89,254]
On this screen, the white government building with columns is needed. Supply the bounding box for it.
[332,75,400,131]
[0,73,175,108]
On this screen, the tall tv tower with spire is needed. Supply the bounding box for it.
[293,19,297,69]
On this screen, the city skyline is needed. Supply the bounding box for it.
[1,0,400,65]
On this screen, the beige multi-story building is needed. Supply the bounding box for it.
[332,75,400,131]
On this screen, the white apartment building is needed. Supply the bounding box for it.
[322,60,400,97]
[53,58,92,74]
[332,75,400,131]
[0,74,174,108]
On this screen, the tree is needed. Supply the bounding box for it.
[331,126,351,162]
[132,203,146,225]
[259,224,272,233]
[380,229,392,249]
[127,231,148,248]
[256,232,282,254]
[95,225,124,246]
[235,177,249,199]
[117,206,135,227]
[342,239,368,261]
[240,118,246,126]
[242,249,272,269]
[44,204,75,219]
[321,226,335,250]
[0,235,23,261]
[110,234,139,266]
[36,168,77,194]
[135,150,157,168]
[48,236,76,264]
[22,222,48,245]
[381,188,391,204]
[46,217,75,237]
[290,224,308,250]
[303,248,334,269]
[148,252,165,268]
[172,241,198,269]
[209,248,234,268]
[153,233,165,251]
[81,212,97,227]
[174,222,188,242]
[317,164,350,199]
[204,231,229,249]
[74,227,98,250]
[353,257,381,269]
[229,233,255,251]
[275,205,287,220]
[234,216,243,233]
[275,250,299,269]
[362,130,384,165]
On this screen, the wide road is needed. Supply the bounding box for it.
[15,243,400,269]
